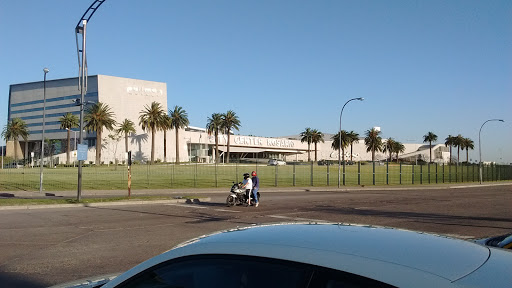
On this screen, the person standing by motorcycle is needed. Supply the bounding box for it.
[251,171,259,207]
[241,173,253,206]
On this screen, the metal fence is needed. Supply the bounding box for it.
[0,160,511,192]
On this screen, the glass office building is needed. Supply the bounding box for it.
[8,75,167,163]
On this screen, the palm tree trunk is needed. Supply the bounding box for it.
[14,139,18,163]
[163,130,167,162]
[96,130,102,165]
[350,144,353,162]
[125,133,128,153]
[342,147,345,163]
[429,141,432,163]
[389,151,392,162]
[66,130,71,165]
[307,143,311,162]
[457,147,460,164]
[215,130,219,163]
[372,149,375,162]
[175,129,180,164]
[226,129,231,164]
[314,143,318,162]
[466,150,469,163]
[449,146,452,164]
[151,126,155,164]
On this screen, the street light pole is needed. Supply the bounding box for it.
[75,0,107,202]
[338,97,364,188]
[39,68,49,193]
[76,19,88,202]
[479,119,504,184]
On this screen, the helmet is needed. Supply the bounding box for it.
[243,173,250,179]
[252,171,257,177]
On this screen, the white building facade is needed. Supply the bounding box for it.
[8,75,167,164]
[7,75,449,165]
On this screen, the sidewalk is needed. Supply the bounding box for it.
[2,181,510,198]
[1,182,510,211]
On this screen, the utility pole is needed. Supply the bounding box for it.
[75,0,107,201]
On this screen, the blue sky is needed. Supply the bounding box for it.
[1,0,511,163]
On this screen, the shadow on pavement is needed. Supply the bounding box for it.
[0,272,44,288]
[315,205,512,229]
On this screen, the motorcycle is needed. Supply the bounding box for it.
[226,182,260,207]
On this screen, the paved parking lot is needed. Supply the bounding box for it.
[0,183,510,287]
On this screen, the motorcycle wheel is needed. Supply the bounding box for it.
[226,195,236,207]
[257,192,261,201]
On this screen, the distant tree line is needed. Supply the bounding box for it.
[299,128,474,164]
[0,104,478,166]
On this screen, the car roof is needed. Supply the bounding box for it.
[105,223,498,288]
[173,223,489,280]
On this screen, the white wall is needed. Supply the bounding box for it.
[98,75,167,163]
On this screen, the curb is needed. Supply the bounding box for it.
[0,197,211,211]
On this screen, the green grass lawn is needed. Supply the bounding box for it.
[0,162,509,192]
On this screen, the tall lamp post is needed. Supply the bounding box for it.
[479,119,504,184]
[338,97,364,188]
[39,68,49,193]
[75,0,107,202]
[1,110,3,169]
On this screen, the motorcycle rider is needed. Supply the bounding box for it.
[241,173,253,206]
[251,171,259,207]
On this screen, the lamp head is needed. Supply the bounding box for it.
[357,97,364,101]
[43,68,49,74]
[499,119,504,122]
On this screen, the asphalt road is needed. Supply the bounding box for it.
[0,184,511,287]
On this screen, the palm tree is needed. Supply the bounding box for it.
[84,102,117,165]
[300,128,313,162]
[444,135,456,164]
[460,137,474,163]
[392,141,406,162]
[206,113,223,163]
[331,130,350,163]
[117,119,136,154]
[348,131,360,162]
[364,128,383,162]
[423,131,438,163]
[169,105,189,164]
[59,113,79,165]
[139,101,165,164]
[382,138,396,162]
[1,118,29,162]
[221,110,241,164]
[311,129,324,162]
[160,115,172,162]
[453,134,464,164]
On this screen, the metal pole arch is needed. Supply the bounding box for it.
[75,0,107,201]
[478,119,504,184]
[338,98,364,188]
